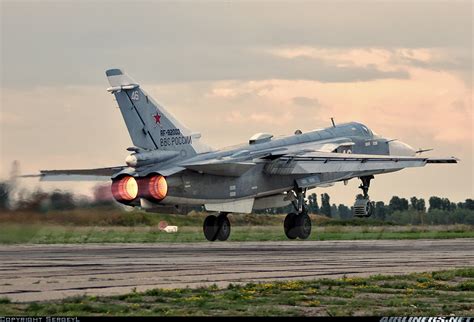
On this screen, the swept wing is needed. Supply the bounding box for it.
[21,166,126,181]
[263,152,458,175]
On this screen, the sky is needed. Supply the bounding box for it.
[1,0,472,206]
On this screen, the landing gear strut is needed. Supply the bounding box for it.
[284,188,312,240]
[353,175,375,217]
[203,212,231,241]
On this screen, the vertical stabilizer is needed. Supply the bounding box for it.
[106,69,213,157]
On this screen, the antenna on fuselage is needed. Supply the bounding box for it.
[415,148,434,154]
[330,117,336,128]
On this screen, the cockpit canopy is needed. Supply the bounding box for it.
[360,124,372,136]
[331,122,375,138]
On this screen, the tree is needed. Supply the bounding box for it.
[389,196,409,212]
[417,198,426,212]
[307,193,319,214]
[410,196,418,210]
[464,199,474,210]
[410,197,426,212]
[320,193,331,217]
[441,198,455,211]
[430,197,456,211]
[429,196,443,211]
[374,201,387,220]
[16,188,49,212]
[0,182,10,211]
[330,204,338,218]
[338,204,352,219]
[49,190,76,210]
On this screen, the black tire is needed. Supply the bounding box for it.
[284,213,298,239]
[203,215,218,241]
[295,213,312,239]
[216,214,231,241]
[367,201,374,217]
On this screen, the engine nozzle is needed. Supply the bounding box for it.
[138,174,168,202]
[111,174,168,204]
[111,175,138,204]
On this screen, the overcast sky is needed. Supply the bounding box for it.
[1,1,472,206]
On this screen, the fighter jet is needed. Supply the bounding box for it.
[34,69,458,241]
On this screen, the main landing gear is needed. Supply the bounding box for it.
[203,212,231,241]
[353,175,375,217]
[284,188,312,240]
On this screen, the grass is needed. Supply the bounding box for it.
[0,224,473,244]
[0,268,472,316]
[0,297,11,304]
[0,209,472,244]
[0,208,410,228]
[0,209,304,227]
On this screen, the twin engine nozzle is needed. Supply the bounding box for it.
[111,174,168,204]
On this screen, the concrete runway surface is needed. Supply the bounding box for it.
[0,239,473,302]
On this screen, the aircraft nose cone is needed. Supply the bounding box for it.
[388,140,416,156]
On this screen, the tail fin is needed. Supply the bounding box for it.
[106,69,213,156]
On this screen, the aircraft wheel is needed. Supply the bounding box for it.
[216,213,231,241]
[353,198,374,217]
[203,215,218,241]
[284,213,298,240]
[367,201,374,217]
[295,213,312,240]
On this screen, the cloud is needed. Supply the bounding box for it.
[267,47,396,69]
[204,67,472,145]
[266,46,472,86]
[292,97,321,108]
[2,2,471,87]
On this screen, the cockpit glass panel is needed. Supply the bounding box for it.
[361,125,372,136]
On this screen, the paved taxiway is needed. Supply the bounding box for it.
[1,239,473,302]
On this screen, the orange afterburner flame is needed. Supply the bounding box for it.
[148,175,168,201]
[111,175,138,202]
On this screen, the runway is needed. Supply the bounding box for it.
[1,239,473,302]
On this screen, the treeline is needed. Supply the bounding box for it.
[0,182,205,213]
[1,182,473,225]
[259,193,474,225]
[0,182,116,212]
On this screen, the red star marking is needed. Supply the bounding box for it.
[153,113,161,124]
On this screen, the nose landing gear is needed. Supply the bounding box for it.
[353,198,374,217]
[353,175,375,217]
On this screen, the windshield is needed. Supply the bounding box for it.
[360,125,373,137]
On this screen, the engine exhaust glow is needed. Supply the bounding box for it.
[111,175,138,202]
[148,175,168,201]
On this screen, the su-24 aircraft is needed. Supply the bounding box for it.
[33,69,458,241]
